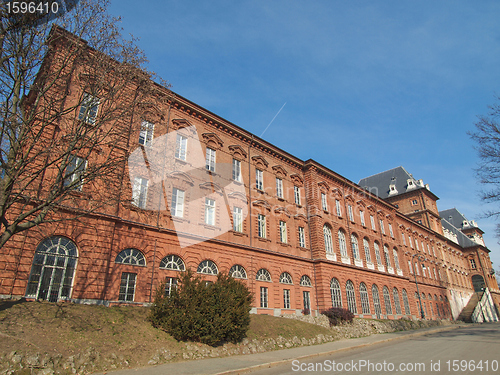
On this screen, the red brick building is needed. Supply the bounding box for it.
[1,27,498,320]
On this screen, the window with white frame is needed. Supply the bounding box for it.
[335,199,342,216]
[422,264,427,278]
[408,260,413,274]
[256,268,272,282]
[258,214,266,238]
[415,240,419,251]
[338,230,348,258]
[160,254,185,271]
[171,188,185,217]
[132,177,148,209]
[402,289,411,315]
[303,291,311,311]
[421,242,425,253]
[372,284,382,317]
[389,223,394,237]
[383,245,391,268]
[363,238,372,263]
[346,280,357,314]
[175,134,187,160]
[393,288,402,315]
[415,262,420,275]
[205,198,215,226]
[360,282,370,314]
[279,220,287,243]
[379,219,385,234]
[324,225,333,254]
[360,210,365,226]
[279,272,293,284]
[294,186,301,205]
[351,234,360,260]
[164,277,178,297]
[370,215,376,230]
[232,159,242,182]
[383,286,392,315]
[197,260,218,275]
[233,207,243,232]
[330,278,342,308]
[402,232,406,245]
[298,226,306,248]
[256,169,263,190]
[205,147,216,172]
[138,120,154,147]
[300,275,312,286]
[229,264,247,279]
[374,242,382,266]
[64,155,87,191]
[348,205,354,222]
[322,193,328,211]
[393,248,400,269]
[276,178,283,198]
[116,248,146,266]
[283,289,291,309]
[409,236,413,248]
[78,93,99,124]
[260,287,268,308]
[118,272,136,302]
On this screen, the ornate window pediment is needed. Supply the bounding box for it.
[199,182,224,195]
[252,199,271,211]
[274,206,291,218]
[172,118,194,131]
[229,145,247,160]
[252,155,269,169]
[318,181,330,192]
[290,173,303,186]
[272,164,288,177]
[202,133,223,149]
[167,170,195,186]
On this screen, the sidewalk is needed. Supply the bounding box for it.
[96,324,467,375]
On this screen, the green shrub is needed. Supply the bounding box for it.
[321,307,354,326]
[149,269,252,346]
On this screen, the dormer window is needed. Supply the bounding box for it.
[406,179,416,190]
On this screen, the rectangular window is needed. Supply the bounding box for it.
[370,215,376,230]
[205,198,215,226]
[256,169,263,190]
[415,263,420,275]
[164,277,178,297]
[205,147,216,172]
[402,233,406,245]
[322,193,328,211]
[379,219,385,234]
[389,223,394,238]
[412,199,418,205]
[279,220,287,243]
[422,265,427,278]
[258,214,266,238]
[233,207,243,232]
[360,210,365,226]
[348,205,354,221]
[276,178,283,198]
[283,289,291,309]
[470,258,477,269]
[409,236,413,248]
[232,159,242,182]
[132,177,149,208]
[408,260,413,274]
[64,155,87,191]
[335,199,342,216]
[415,240,419,251]
[175,134,187,160]
[171,188,185,217]
[138,120,154,147]
[118,272,136,302]
[294,186,301,205]
[298,226,305,248]
[260,286,268,308]
[78,93,99,124]
[303,291,311,311]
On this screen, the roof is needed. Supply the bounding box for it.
[439,208,468,230]
[358,166,431,199]
[441,217,478,248]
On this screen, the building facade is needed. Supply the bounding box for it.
[1,27,498,320]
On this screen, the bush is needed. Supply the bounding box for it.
[321,307,354,326]
[149,269,252,346]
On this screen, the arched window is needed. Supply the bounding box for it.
[115,248,146,266]
[374,242,382,266]
[363,238,372,263]
[383,245,391,268]
[229,264,247,279]
[393,287,402,315]
[323,225,333,254]
[346,280,357,313]
[159,254,185,271]
[393,248,400,270]
[197,260,218,275]
[256,268,272,282]
[372,284,382,317]
[26,236,78,302]
[330,278,342,307]
[279,272,293,284]
[402,289,411,315]
[359,282,370,314]
[383,286,392,315]
[338,230,348,258]
[300,275,312,287]
[351,234,360,260]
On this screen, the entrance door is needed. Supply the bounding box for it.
[26,236,78,302]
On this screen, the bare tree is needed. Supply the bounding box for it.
[0,0,166,249]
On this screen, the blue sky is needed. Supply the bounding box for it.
[109,0,500,269]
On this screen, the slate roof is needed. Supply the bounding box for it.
[358,166,421,199]
[439,208,468,230]
[441,216,478,248]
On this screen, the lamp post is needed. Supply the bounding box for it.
[412,253,425,319]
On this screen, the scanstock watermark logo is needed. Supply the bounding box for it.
[128,125,249,248]
[2,0,80,28]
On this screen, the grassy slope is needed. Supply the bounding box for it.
[0,300,332,371]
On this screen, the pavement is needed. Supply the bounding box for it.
[97,323,468,375]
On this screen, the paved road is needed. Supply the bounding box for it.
[246,324,500,375]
